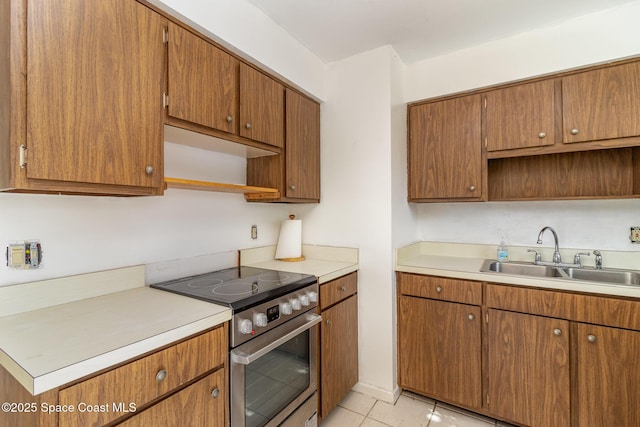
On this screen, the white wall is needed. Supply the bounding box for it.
[404,1,640,252]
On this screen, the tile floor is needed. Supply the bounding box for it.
[320,391,516,427]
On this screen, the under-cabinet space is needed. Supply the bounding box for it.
[488,147,640,200]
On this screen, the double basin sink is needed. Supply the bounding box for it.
[480,260,640,287]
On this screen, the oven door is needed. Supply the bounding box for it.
[231,311,321,427]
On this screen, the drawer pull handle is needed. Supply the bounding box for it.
[587,334,597,343]
[326,319,331,325]
[436,286,442,293]
[226,115,233,123]
[553,328,562,336]
[468,314,475,321]
[211,387,220,399]
[156,369,167,382]
[340,286,346,291]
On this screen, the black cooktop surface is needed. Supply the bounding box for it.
[150,266,316,312]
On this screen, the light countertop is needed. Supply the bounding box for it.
[397,241,640,298]
[0,266,231,395]
[240,245,359,283]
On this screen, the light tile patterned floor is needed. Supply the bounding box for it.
[320,391,516,427]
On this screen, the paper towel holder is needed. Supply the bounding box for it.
[275,214,305,262]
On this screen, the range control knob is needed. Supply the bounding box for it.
[300,295,310,306]
[254,313,268,328]
[239,319,253,335]
[308,291,318,303]
[291,298,302,311]
[281,302,293,315]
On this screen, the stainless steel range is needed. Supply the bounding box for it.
[151,266,320,427]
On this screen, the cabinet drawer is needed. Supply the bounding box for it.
[486,284,574,319]
[320,272,357,310]
[59,325,226,427]
[119,367,226,427]
[574,293,640,331]
[397,273,481,305]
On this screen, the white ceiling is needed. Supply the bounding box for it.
[247,0,635,64]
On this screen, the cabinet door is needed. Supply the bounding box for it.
[320,294,358,418]
[119,368,225,427]
[397,296,481,409]
[240,63,284,147]
[485,80,556,151]
[487,310,570,427]
[408,95,482,200]
[563,61,640,143]
[26,0,164,189]
[167,22,238,134]
[575,323,640,426]
[285,89,320,200]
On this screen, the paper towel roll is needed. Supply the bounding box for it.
[275,215,305,261]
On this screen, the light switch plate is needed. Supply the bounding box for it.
[631,227,640,244]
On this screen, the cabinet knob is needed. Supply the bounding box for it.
[587,334,597,343]
[571,128,579,135]
[226,115,233,123]
[436,286,442,293]
[211,387,220,399]
[245,123,252,129]
[145,165,154,175]
[468,314,475,321]
[289,185,296,191]
[538,132,546,139]
[339,286,346,291]
[469,185,476,191]
[553,328,562,336]
[326,319,331,325]
[156,369,167,382]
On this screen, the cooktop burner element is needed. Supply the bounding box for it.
[150,266,317,312]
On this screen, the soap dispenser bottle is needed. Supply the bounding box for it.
[497,237,509,262]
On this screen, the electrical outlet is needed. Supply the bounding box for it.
[631,227,640,244]
[6,240,42,269]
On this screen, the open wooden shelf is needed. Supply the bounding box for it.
[164,177,280,199]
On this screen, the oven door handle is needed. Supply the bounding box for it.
[231,313,322,365]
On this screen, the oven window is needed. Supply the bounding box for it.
[245,330,310,427]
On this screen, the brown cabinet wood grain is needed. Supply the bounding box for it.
[319,293,358,419]
[119,368,226,427]
[398,273,482,305]
[1,0,166,195]
[487,309,570,427]
[246,88,320,202]
[563,61,640,144]
[574,323,640,427]
[320,272,357,310]
[167,21,238,135]
[485,79,556,152]
[398,295,482,409]
[239,63,284,148]
[408,95,482,201]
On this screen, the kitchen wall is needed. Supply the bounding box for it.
[405,0,640,252]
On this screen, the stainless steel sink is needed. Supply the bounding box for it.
[480,260,564,278]
[480,259,640,286]
[563,267,640,286]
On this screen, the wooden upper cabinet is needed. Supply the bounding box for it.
[408,95,482,201]
[25,0,165,190]
[239,63,285,148]
[167,22,238,135]
[563,61,640,144]
[485,79,556,151]
[285,89,320,200]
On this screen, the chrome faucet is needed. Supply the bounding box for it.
[537,226,562,264]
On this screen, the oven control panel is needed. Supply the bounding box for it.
[232,283,318,347]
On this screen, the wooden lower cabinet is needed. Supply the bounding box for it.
[119,368,225,427]
[486,309,570,427]
[398,296,482,409]
[574,323,640,427]
[319,273,358,419]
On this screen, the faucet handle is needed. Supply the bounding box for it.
[527,249,542,263]
[593,250,603,270]
[573,252,590,267]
